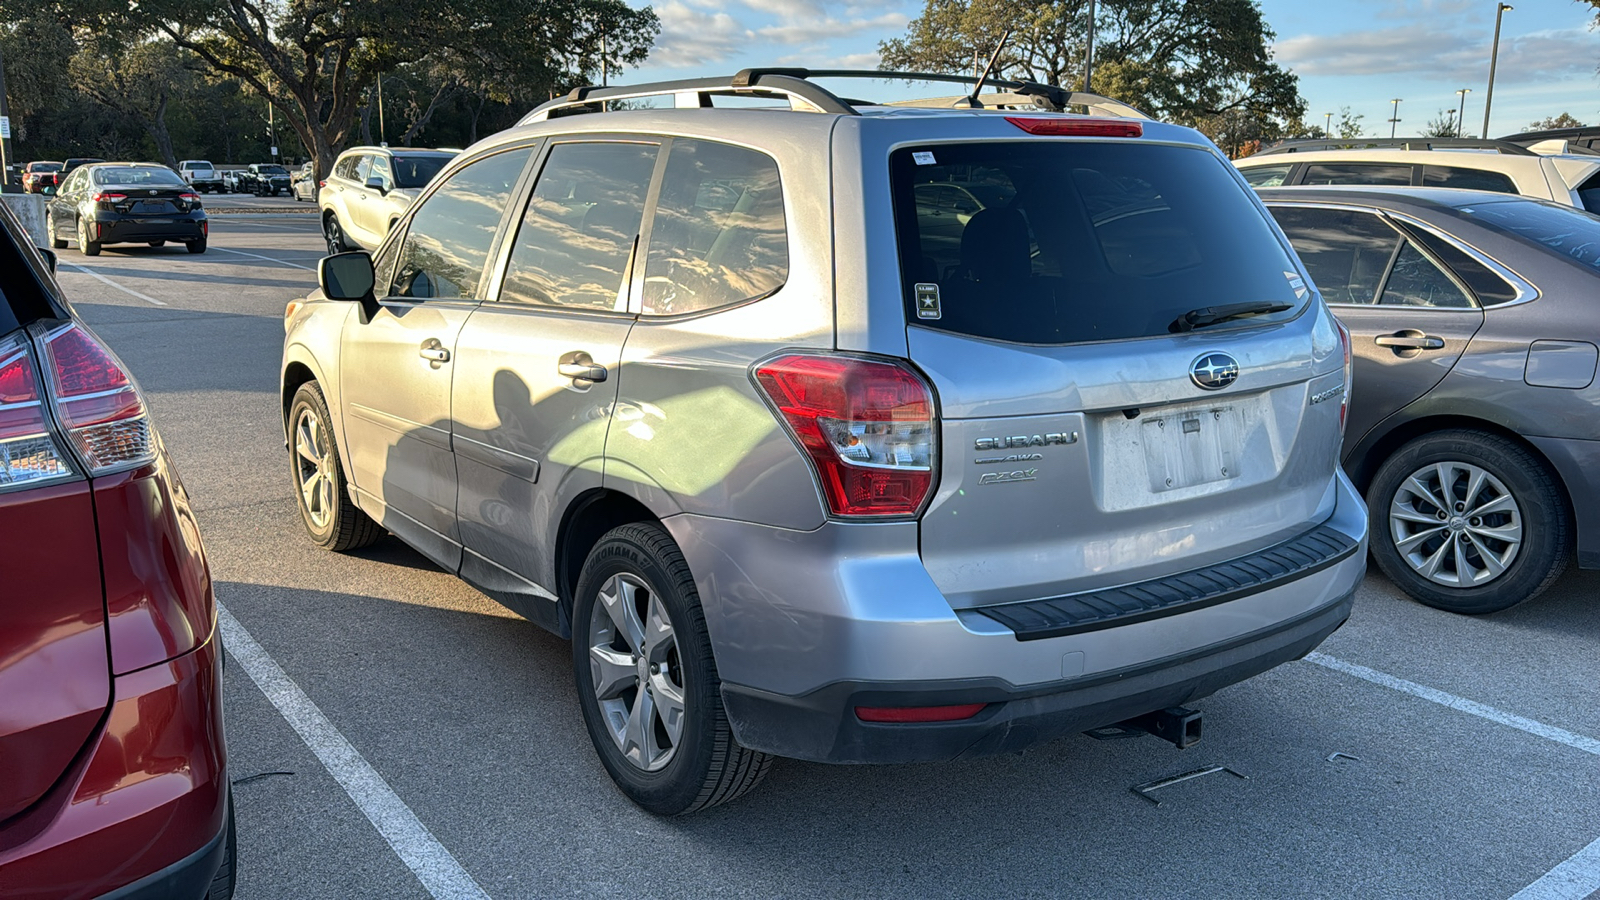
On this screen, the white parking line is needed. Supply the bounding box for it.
[208,246,316,271]
[1305,652,1600,756]
[218,603,491,900]
[63,263,167,306]
[1509,835,1600,900]
[1305,653,1600,900]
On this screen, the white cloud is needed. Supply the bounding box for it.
[757,12,908,45]
[1276,26,1595,85]
[646,1,756,68]
[774,50,882,68]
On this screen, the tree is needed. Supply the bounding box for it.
[879,0,1307,141]
[1421,109,1458,138]
[68,35,189,168]
[1526,112,1585,131]
[1334,106,1364,139]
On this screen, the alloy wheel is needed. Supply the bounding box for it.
[587,572,686,773]
[1389,460,1522,588]
[293,407,334,531]
[324,217,343,254]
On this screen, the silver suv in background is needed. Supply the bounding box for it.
[282,69,1368,814]
[319,146,454,253]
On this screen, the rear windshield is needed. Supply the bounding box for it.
[30,163,62,173]
[94,166,187,186]
[392,156,450,189]
[259,165,288,175]
[892,142,1304,344]
[1460,199,1600,272]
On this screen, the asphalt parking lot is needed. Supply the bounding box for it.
[51,214,1600,900]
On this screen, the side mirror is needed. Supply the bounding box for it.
[319,251,375,300]
[365,177,387,195]
[37,248,58,274]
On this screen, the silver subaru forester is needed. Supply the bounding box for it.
[281,70,1368,814]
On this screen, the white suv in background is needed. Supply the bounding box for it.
[1236,138,1600,213]
[318,146,455,253]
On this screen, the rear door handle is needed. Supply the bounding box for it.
[419,339,450,363]
[1374,330,1445,351]
[558,352,608,382]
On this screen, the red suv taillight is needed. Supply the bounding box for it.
[0,335,74,488]
[38,323,155,474]
[753,353,937,517]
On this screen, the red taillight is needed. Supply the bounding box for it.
[0,337,74,487]
[179,191,200,201]
[40,324,154,474]
[754,354,937,517]
[1004,117,1143,138]
[856,704,987,723]
[318,180,326,188]
[91,191,128,203]
[1335,319,1352,434]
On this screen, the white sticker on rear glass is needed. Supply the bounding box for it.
[1285,271,1308,299]
[912,151,937,166]
[915,283,942,319]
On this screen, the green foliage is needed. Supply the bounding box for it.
[1421,109,1460,138]
[879,0,1307,147]
[1526,112,1586,131]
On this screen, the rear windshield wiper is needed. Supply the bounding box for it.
[1170,301,1293,333]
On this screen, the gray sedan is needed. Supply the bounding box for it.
[1260,186,1600,614]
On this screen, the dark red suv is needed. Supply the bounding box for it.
[0,204,233,897]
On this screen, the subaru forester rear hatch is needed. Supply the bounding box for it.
[887,127,1348,608]
[0,207,111,825]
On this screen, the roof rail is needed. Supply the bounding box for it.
[1500,125,1600,145]
[1257,137,1536,157]
[519,69,1148,124]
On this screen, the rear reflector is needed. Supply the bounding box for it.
[856,704,987,724]
[1005,117,1143,138]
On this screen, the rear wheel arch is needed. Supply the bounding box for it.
[557,489,664,615]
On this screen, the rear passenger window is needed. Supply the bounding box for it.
[1405,229,1519,305]
[642,139,787,316]
[353,156,372,184]
[335,157,357,180]
[1381,243,1474,309]
[1422,166,1517,194]
[389,147,532,300]
[1302,163,1414,186]
[500,142,659,311]
[1241,164,1293,187]
[1269,207,1401,305]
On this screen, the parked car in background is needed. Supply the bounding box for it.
[220,168,240,193]
[291,162,318,202]
[237,163,292,196]
[1237,138,1600,214]
[21,161,62,194]
[319,145,453,252]
[1260,185,1600,613]
[1500,125,1600,155]
[45,162,208,256]
[0,199,233,899]
[180,159,226,194]
[284,69,1366,814]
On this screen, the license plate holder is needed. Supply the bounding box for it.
[1142,406,1240,492]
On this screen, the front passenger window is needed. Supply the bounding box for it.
[389,147,533,300]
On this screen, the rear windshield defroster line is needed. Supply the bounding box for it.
[890,142,1306,345]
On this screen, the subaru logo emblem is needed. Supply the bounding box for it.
[1190,353,1239,391]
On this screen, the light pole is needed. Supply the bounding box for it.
[1389,98,1403,139]
[1324,111,1333,136]
[1456,88,1472,137]
[1482,3,1512,139]
[1083,0,1097,91]
[0,39,12,188]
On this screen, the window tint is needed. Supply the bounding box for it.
[94,166,185,186]
[392,156,450,189]
[1422,166,1517,194]
[1405,228,1519,305]
[642,139,787,316]
[893,142,1303,344]
[352,156,372,184]
[334,157,357,180]
[389,147,532,300]
[1269,206,1401,305]
[1302,163,1414,186]
[1381,243,1473,308]
[500,142,659,311]
[1241,164,1294,187]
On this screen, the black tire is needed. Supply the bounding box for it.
[323,214,348,255]
[188,238,208,254]
[1368,429,1569,614]
[205,791,237,900]
[77,219,100,256]
[47,211,66,249]
[572,523,772,815]
[287,382,384,551]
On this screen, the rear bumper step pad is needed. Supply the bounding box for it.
[978,526,1360,641]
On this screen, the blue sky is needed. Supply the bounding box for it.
[620,0,1599,137]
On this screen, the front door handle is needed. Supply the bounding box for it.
[1374,330,1445,351]
[419,339,450,364]
[558,351,608,383]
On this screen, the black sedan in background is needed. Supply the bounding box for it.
[1260,186,1600,615]
[46,163,207,255]
[237,163,292,196]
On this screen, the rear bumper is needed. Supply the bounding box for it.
[89,215,206,245]
[1525,434,1600,569]
[0,639,228,899]
[667,470,1367,763]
